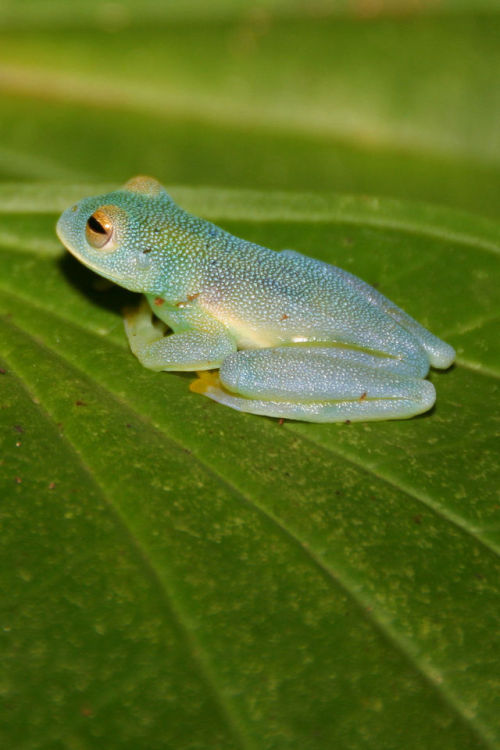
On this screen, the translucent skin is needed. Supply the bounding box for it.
[56,176,455,422]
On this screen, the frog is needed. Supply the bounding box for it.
[56,176,455,423]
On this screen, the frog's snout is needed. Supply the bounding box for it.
[56,203,83,251]
[57,211,82,265]
[56,209,70,247]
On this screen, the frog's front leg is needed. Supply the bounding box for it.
[124,298,236,371]
[191,346,436,423]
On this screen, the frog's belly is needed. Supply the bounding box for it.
[201,296,407,357]
[218,313,338,351]
[223,314,282,349]
[204,303,358,351]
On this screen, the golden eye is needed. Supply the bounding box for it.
[85,210,114,250]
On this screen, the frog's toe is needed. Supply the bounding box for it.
[123,297,168,364]
[427,340,456,369]
[190,370,221,395]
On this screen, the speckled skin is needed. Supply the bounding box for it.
[56,176,455,422]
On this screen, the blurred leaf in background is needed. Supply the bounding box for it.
[0,2,499,750]
[0,0,499,215]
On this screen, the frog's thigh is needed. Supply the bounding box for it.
[194,347,436,422]
[281,249,455,370]
[124,299,235,371]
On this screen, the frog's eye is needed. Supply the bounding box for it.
[86,210,114,250]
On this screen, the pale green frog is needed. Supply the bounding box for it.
[56,176,455,422]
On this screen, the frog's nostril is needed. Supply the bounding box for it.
[71,204,78,212]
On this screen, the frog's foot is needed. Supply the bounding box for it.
[124,296,167,343]
[124,298,236,371]
[191,346,436,423]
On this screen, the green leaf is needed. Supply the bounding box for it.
[1,184,499,749]
[0,10,499,217]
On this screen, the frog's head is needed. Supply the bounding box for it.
[56,176,175,292]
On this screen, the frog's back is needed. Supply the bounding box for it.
[203,240,421,363]
[259,248,403,344]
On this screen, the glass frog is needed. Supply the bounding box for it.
[56,176,455,423]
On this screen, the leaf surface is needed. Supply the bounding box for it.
[0,185,498,749]
[0,10,499,217]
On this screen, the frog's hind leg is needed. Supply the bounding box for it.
[365,293,455,370]
[191,346,436,423]
[281,250,455,370]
